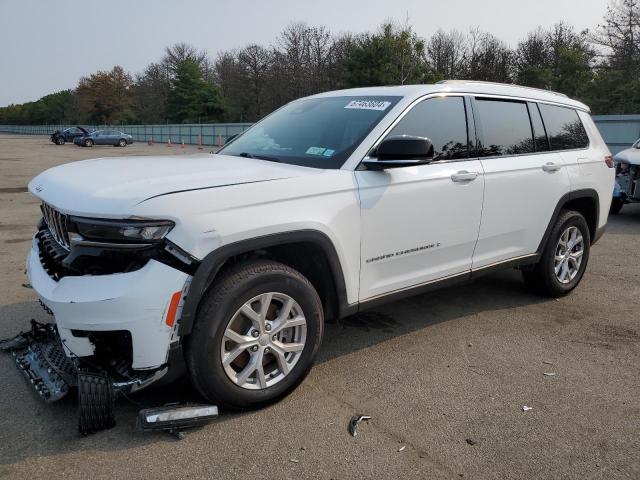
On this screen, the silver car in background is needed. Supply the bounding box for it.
[73,129,133,147]
[611,139,640,214]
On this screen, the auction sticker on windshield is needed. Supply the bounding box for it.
[344,100,392,111]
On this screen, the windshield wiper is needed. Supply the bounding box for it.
[237,152,281,163]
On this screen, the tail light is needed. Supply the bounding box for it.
[604,155,614,168]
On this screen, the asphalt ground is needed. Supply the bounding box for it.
[0,134,638,479]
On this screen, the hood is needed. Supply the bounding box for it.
[28,153,320,216]
[614,147,640,165]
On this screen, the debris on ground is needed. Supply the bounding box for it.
[289,459,300,464]
[466,438,477,446]
[136,404,219,439]
[542,360,554,365]
[21,282,32,289]
[522,406,533,412]
[543,372,557,376]
[348,414,371,437]
[398,446,406,452]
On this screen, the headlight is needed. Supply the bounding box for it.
[70,217,174,244]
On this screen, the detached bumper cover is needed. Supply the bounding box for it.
[27,238,190,369]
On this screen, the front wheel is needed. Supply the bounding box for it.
[55,136,65,145]
[523,210,590,297]
[118,139,127,147]
[185,260,324,410]
[84,139,94,147]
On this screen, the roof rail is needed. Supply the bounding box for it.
[436,80,568,98]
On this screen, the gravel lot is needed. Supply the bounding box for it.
[0,134,638,479]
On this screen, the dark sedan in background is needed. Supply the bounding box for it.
[50,126,94,145]
[73,129,133,147]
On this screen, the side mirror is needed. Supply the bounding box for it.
[362,135,434,170]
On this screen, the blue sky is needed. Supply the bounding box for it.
[0,0,608,107]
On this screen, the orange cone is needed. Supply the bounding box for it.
[217,134,222,147]
[197,133,203,150]
[167,138,172,147]
[148,137,154,146]
[181,139,186,149]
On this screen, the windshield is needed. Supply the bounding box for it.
[219,96,401,169]
[634,139,640,149]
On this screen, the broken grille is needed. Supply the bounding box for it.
[41,203,70,250]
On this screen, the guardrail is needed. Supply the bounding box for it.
[0,123,253,146]
[1,116,638,153]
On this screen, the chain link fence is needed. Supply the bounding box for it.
[0,123,253,146]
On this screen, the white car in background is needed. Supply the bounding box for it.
[611,139,640,214]
[5,80,615,433]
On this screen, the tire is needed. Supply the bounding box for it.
[523,210,591,297]
[84,139,94,147]
[610,198,624,215]
[185,260,324,410]
[118,139,127,147]
[55,136,65,145]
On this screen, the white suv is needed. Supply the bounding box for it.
[25,81,614,411]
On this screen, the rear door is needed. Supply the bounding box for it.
[356,95,485,300]
[471,97,571,268]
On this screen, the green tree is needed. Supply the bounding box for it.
[515,23,594,99]
[76,66,134,124]
[166,59,225,123]
[342,22,428,87]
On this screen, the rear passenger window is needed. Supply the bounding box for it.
[474,98,534,156]
[387,96,468,161]
[538,104,589,150]
[529,104,549,152]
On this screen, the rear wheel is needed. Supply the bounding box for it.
[84,139,94,147]
[523,210,590,297]
[185,260,324,410]
[610,197,624,215]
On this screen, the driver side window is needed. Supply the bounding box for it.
[387,96,469,161]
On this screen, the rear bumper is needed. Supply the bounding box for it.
[26,238,190,369]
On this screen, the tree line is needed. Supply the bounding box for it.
[1,0,639,125]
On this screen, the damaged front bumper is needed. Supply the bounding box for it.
[26,237,190,370]
[2,319,216,436]
[6,238,192,433]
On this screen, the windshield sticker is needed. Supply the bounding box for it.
[322,149,335,157]
[344,100,392,111]
[306,146,326,156]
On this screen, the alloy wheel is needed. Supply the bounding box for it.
[220,292,307,390]
[554,226,584,284]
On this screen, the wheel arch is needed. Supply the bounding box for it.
[537,189,600,254]
[178,230,351,336]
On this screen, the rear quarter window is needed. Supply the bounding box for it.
[538,104,589,150]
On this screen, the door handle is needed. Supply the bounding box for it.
[451,170,479,182]
[542,162,562,172]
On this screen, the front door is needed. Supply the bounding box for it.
[356,95,484,301]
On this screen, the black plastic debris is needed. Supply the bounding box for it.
[78,368,116,435]
[1,320,75,402]
[348,414,371,437]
